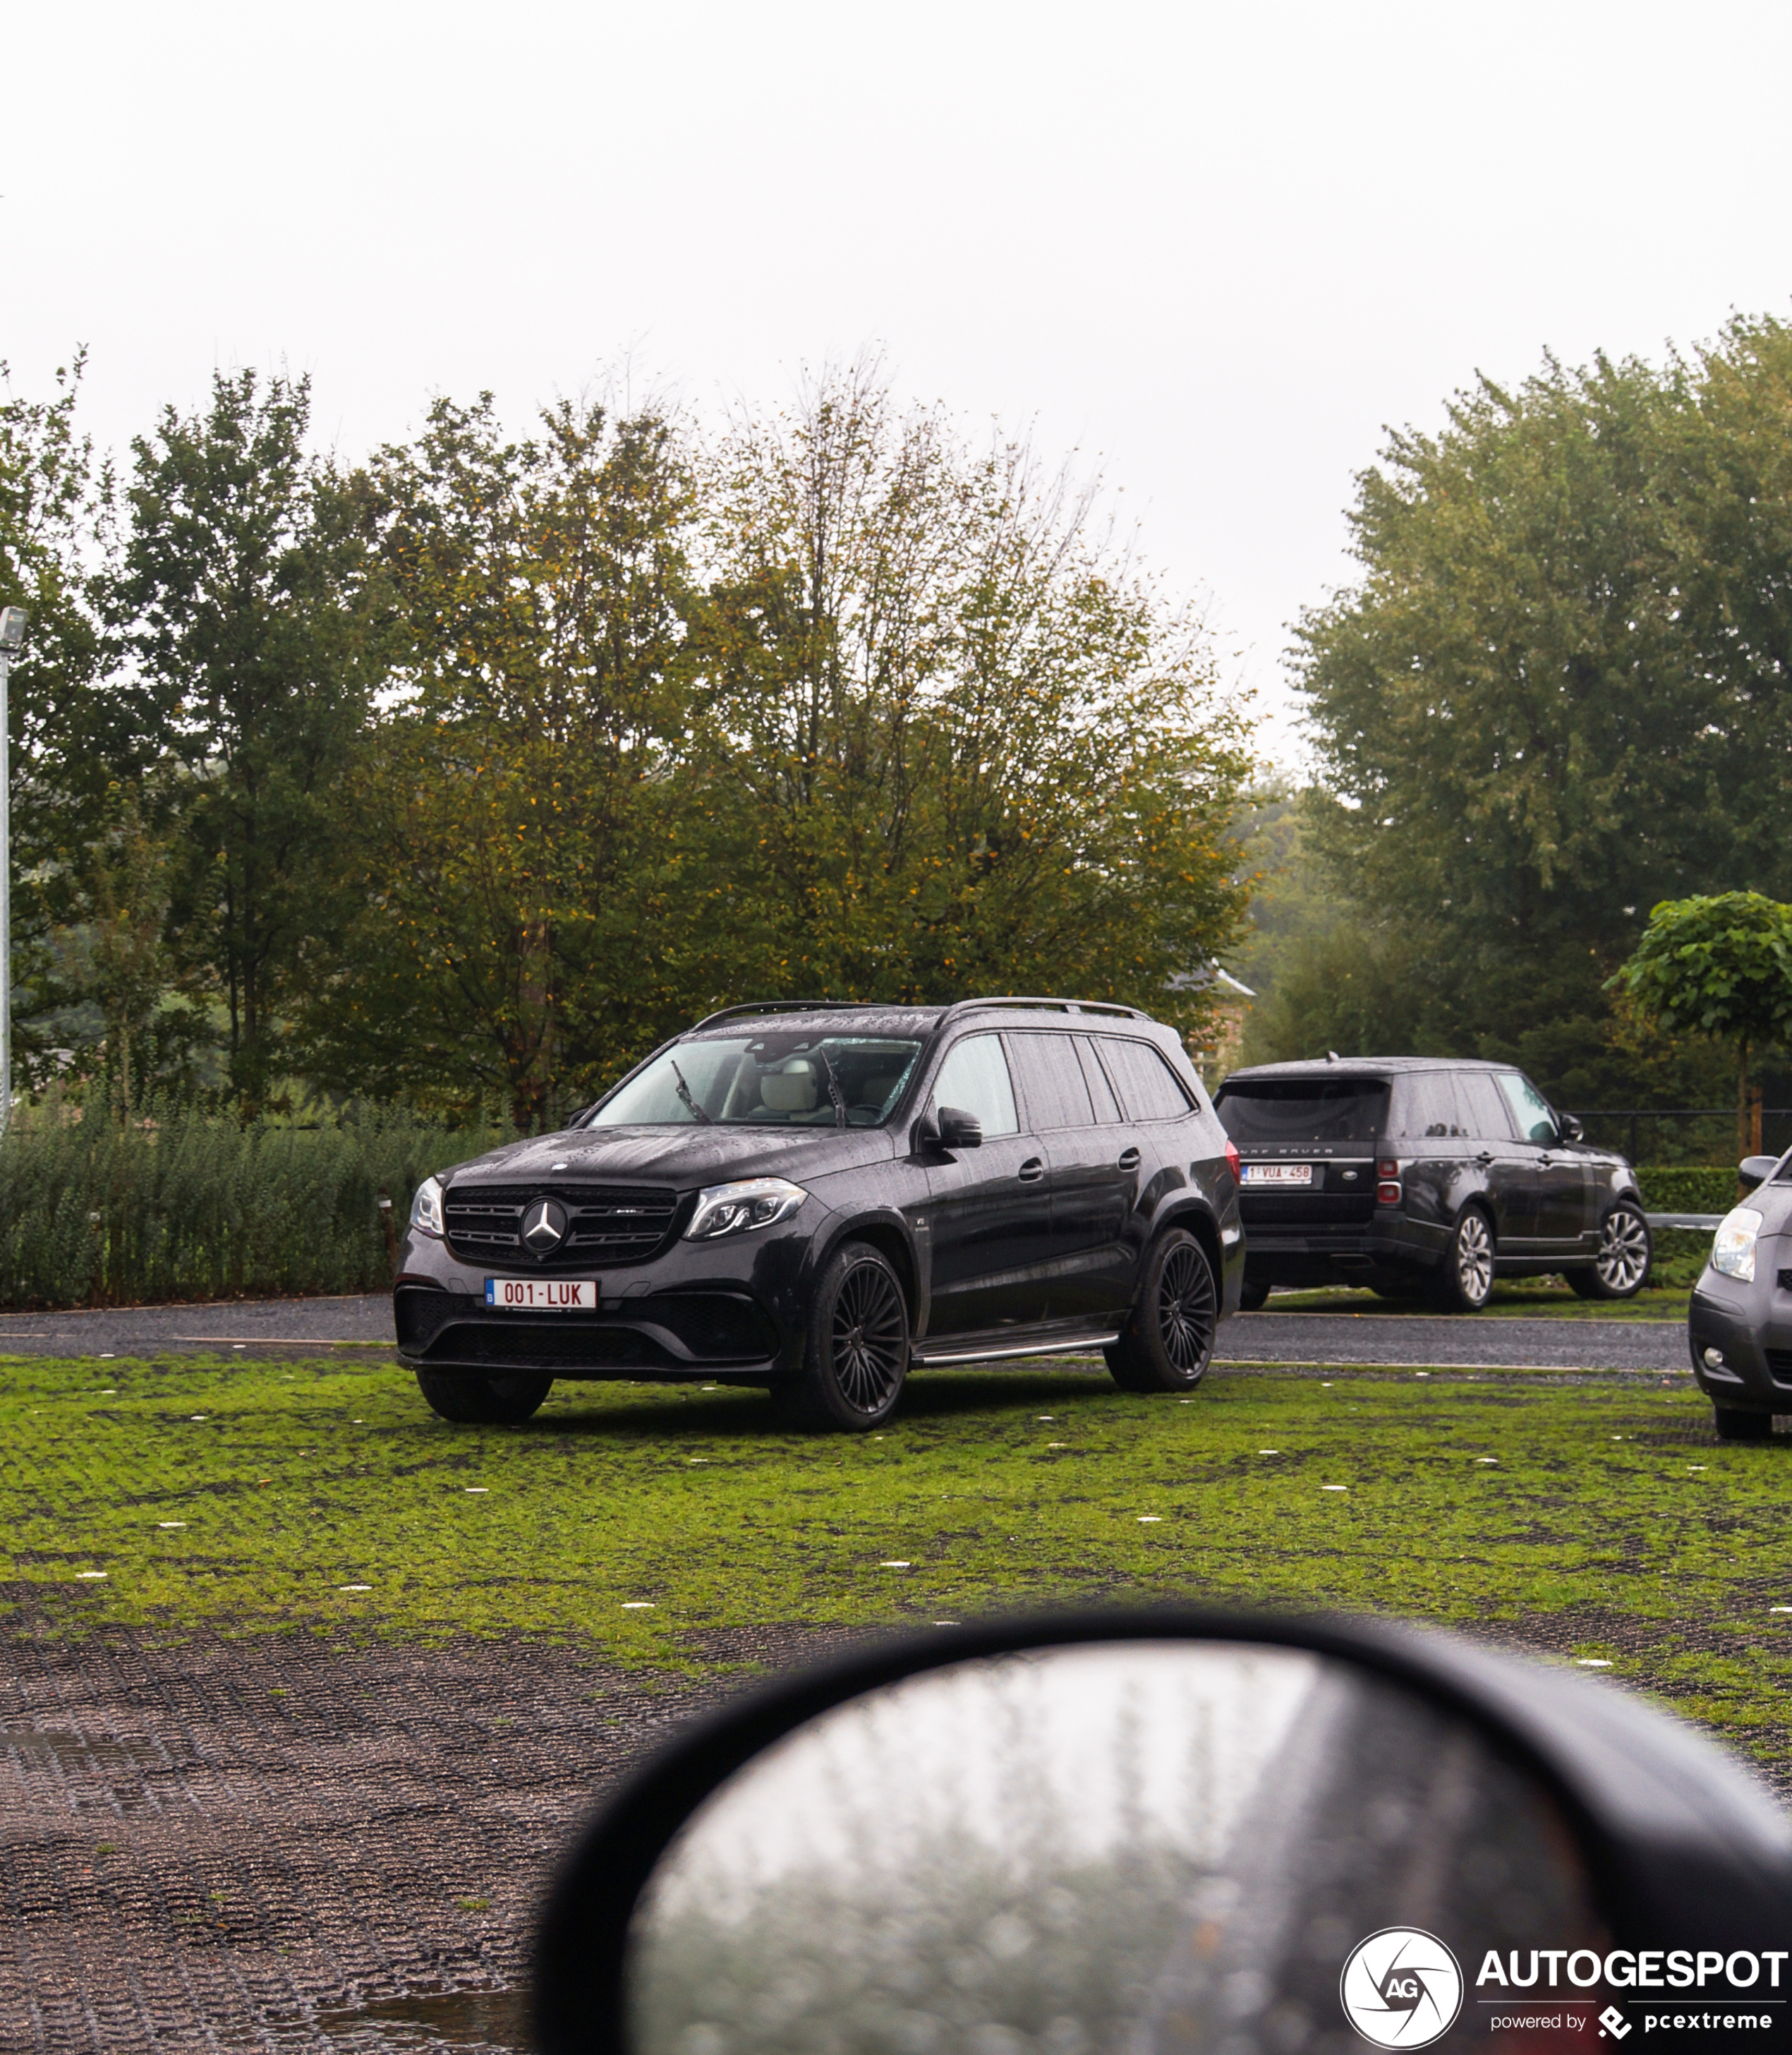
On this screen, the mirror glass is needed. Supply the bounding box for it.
[625,1642,1604,2054]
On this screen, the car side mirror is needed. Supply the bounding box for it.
[1739,1154,1779,1193]
[533,1610,1792,2055]
[936,1104,982,1150]
[1557,1111,1583,1143]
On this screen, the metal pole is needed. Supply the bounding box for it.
[0,608,32,1139]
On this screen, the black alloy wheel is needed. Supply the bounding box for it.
[1106,1229,1218,1394]
[1566,1202,1652,1301]
[1431,1206,1496,1313]
[776,1243,910,1432]
[416,1369,554,1423]
[1714,1406,1774,1442]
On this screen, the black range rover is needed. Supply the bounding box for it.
[395,999,1244,1430]
[1213,1057,1649,1310]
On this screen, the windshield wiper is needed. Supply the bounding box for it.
[815,1047,847,1128]
[670,1059,712,1124]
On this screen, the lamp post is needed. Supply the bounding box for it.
[0,605,28,1136]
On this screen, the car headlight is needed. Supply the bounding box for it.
[684,1178,807,1241]
[1712,1206,1762,1282]
[410,1175,445,1239]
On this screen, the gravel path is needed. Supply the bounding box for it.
[1215,1310,1690,1374]
[0,1296,1691,1375]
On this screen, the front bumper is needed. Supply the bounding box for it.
[1688,1270,1792,1414]
[392,1215,817,1382]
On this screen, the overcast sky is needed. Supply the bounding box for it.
[10,2,1792,762]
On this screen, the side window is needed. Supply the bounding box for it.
[1074,1035,1122,1123]
[1100,1038,1195,1122]
[1007,1032,1096,1131]
[931,1035,1019,1138]
[1388,1072,1464,1140]
[1497,1071,1558,1147]
[1456,1071,1517,1140]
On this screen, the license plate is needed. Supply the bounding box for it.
[485,1277,600,1310]
[1240,1163,1314,1186]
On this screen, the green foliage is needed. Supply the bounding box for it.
[109,370,385,1105]
[1288,320,1792,1102]
[0,1100,504,1308]
[1635,1167,1742,1214]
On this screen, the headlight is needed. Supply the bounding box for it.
[410,1175,445,1239]
[1712,1207,1762,1282]
[684,1177,807,1241]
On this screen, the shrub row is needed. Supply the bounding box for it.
[1635,1167,1743,1215]
[0,1104,507,1309]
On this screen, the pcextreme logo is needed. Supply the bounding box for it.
[1340,1927,1465,2049]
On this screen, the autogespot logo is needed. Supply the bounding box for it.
[1340,1928,1465,2049]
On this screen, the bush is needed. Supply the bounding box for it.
[1635,1167,1740,1215]
[0,1102,509,1308]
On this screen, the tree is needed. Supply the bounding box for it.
[684,362,1254,1038]
[111,370,380,1107]
[1613,894,1792,1159]
[1290,328,1792,1102]
[301,393,700,1129]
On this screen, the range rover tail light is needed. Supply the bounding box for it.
[1376,1159,1402,1205]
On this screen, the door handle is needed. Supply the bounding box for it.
[1018,1158,1045,1182]
[1118,1147,1141,1171]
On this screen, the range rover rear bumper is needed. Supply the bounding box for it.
[1242,1217,1443,1287]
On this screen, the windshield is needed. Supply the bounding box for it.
[589,1034,926,1130]
[1215,1078,1389,1150]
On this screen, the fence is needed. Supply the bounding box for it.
[1567,1109,1791,1168]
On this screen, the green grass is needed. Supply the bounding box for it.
[3,1351,1788,1766]
[1258,1280,1691,1319]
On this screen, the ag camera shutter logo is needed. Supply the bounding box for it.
[1339,1927,1464,2048]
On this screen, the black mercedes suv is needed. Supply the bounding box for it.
[1213,1056,1649,1310]
[394,999,1244,1430]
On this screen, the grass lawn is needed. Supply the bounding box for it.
[1259,1280,1692,1319]
[4,1350,1788,1776]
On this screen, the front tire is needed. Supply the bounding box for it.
[416,1369,553,1423]
[773,1242,909,1432]
[1108,1229,1218,1393]
[1237,1277,1271,1313]
[1714,1406,1774,1442]
[1431,1207,1496,1312]
[1566,1202,1652,1300]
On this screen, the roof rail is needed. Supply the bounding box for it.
[687,999,898,1032]
[938,996,1151,1026]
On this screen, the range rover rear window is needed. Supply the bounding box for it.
[1214,1078,1389,1149]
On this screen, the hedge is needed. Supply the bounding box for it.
[0,1103,509,1310]
[1635,1167,1744,1216]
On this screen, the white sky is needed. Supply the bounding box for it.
[9,1,1792,766]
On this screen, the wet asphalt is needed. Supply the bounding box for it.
[0,1293,1691,1371]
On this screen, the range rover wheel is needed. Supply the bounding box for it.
[416,1369,554,1423]
[774,1242,909,1432]
[1107,1229,1218,1394]
[1431,1207,1496,1313]
[1714,1406,1774,1442]
[1237,1277,1271,1313]
[1566,1202,1652,1300]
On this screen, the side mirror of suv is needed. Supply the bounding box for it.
[1739,1154,1779,1193]
[1557,1111,1583,1142]
[936,1105,983,1150]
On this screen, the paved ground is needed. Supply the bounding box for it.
[0,1295,1690,1375]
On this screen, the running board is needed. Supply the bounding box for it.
[910,1332,1122,1368]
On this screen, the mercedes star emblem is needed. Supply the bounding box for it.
[521,1197,569,1255]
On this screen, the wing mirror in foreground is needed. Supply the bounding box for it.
[533,1611,1792,2054]
[1556,1111,1584,1143]
[1738,1155,1780,1194]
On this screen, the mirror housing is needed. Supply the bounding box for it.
[1557,1111,1583,1143]
[936,1104,982,1150]
[532,1609,1792,2055]
[1739,1154,1779,1193]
